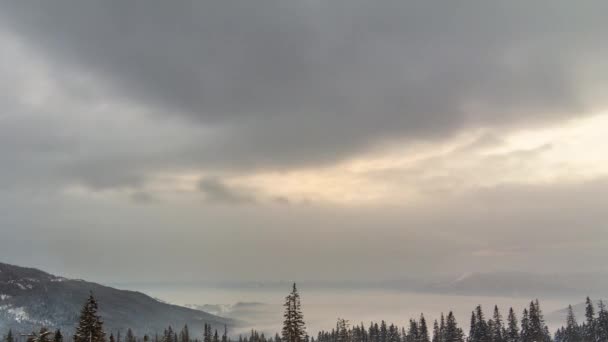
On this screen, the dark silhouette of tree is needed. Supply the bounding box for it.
[282,283,307,342]
[74,293,106,342]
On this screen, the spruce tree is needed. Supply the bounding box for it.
[520,309,530,342]
[444,312,464,342]
[583,297,596,342]
[54,330,63,342]
[490,306,504,342]
[432,321,440,342]
[527,300,550,342]
[504,308,518,342]
[282,283,307,342]
[596,301,608,342]
[6,330,14,342]
[74,293,106,342]
[564,305,582,342]
[469,312,477,342]
[405,320,417,342]
[419,314,430,342]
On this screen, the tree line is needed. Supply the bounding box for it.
[1,285,607,342]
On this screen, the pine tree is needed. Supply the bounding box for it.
[419,314,430,342]
[596,301,608,342]
[337,319,350,342]
[583,297,595,342]
[504,308,518,342]
[181,325,190,342]
[432,321,440,342]
[444,312,464,342]
[564,305,582,342]
[520,309,530,342]
[406,320,418,342]
[74,293,106,342]
[54,330,64,342]
[204,324,213,342]
[469,312,477,342]
[491,306,504,342]
[282,283,307,342]
[6,330,14,342]
[109,335,115,342]
[527,300,550,342]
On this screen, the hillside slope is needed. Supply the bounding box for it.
[0,262,234,336]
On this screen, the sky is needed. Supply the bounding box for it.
[0,0,608,283]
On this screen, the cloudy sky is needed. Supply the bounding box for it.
[1,0,607,283]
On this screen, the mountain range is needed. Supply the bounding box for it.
[0,262,234,337]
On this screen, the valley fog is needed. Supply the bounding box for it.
[115,285,576,336]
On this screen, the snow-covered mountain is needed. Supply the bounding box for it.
[0,262,234,336]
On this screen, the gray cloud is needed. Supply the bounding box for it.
[199,177,256,205]
[0,0,606,176]
[0,0,608,284]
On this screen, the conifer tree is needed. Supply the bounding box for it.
[444,312,464,342]
[596,301,608,342]
[109,334,115,342]
[469,312,477,342]
[6,330,14,342]
[282,283,307,342]
[490,306,504,342]
[583,297,596,342]
[74,293,106,342]
[504,308,518,342]
[564,305,582,342]
[54,330,63,342]
[180,325,190,342]
[406,320,418,342]
[204,324,212,342]
[432,321,440,342]
[520,309,530,342]
[419,314,430,342]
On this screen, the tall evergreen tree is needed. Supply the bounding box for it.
[564,305,582,342]
[282,283,307,342]
[527,300,551,342]
[444,312,464,342]
[469,312,477,342]
[490,306,504,342]
[204,324,213,342]
[504,308,518,342]
[419,314,430,342]
[596,301,608,342]
[406,320,418,342]
[54,330,63,342]
[520,309,530,342]
[74,293,106,342]
[432,321,440,342]
[6,330,14,342]
[583,297,596,342]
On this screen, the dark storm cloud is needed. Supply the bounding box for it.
[0,0,606,172]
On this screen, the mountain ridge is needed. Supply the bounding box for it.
[0,262,235,336]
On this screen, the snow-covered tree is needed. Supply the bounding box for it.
[74,293,106,342]
[282,283,307,342]
[563,305,582,342]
